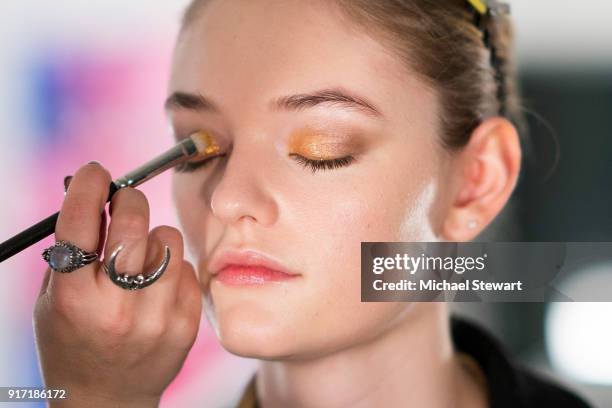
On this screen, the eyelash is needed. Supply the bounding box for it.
[174,152,356,174]
[289,154,355,173]
[175,155,226,173]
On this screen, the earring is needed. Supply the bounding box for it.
[467,220,478,229]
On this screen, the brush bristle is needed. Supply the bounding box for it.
[190,131,220,158]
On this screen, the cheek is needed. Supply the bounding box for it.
[284,161,438,343]
[171,177,189,230]
[171,176,215,262]
[302,162,439,252]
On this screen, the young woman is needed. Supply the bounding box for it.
[33,1,591,407]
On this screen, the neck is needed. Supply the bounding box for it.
[256,305,486,408]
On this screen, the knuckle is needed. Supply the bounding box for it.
[97,312,133,338]
[73,164,112,195]
[60,165,111,224]
[61,195,98,225]
[126,187,148,204]
[77,162,112,182]
[139,318,166,340]
[48,290,82,321]
[171,315,199,346]
[150,225,183,247]
[112,188,150,210]
[111,212,149,237]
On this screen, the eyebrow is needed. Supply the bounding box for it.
[164,92,220,113]
[271,88,383,117]
[165,87,383,118]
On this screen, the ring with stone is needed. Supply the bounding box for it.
[42,240,99,273]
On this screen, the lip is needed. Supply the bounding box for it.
[208,248,300,285]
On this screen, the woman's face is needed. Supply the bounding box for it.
[170,0,450,359]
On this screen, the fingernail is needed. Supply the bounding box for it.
[88,160,101,165]
[63,175,73,193]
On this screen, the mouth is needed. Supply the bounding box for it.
[208,249,300,286]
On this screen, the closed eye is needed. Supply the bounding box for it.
[175,153,356,173]
[175,154,227,173]
[289,154,355,173]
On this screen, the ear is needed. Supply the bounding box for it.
[440,117,521,241]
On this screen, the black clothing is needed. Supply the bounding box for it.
[451,316,592,408]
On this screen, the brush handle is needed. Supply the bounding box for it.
[0,136,203,264]
[0,183,119,263]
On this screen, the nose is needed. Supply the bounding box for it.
[210,142,279,227]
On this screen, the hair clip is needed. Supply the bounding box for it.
[467,0,511,17]
[467,0,487,15]
[465,0,511,117]
[489,0,511,16]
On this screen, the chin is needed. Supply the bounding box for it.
[206,291,304,360]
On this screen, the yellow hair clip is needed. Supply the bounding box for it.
[467,0,511,16]
[467,0,487,15]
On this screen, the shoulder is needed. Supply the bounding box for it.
[450,315,593,408]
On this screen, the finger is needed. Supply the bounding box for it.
[97,187,150,290]
[129,227,187,343]
[63,175,107,253]
[175,260,202,320]
[165,260,203,349]
[133,226,185,306]
[49,162,111,290]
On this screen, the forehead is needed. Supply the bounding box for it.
[169,0,414,106]
[167,0,442,139]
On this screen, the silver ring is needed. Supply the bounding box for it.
[42,240,99,273]
[102,244,171,291]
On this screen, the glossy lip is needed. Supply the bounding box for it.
[208,248,299,278]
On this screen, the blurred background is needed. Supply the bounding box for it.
[0,1,610,407]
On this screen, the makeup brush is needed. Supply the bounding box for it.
[0,131,220,263]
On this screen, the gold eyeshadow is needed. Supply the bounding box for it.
[287,127,362,160]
